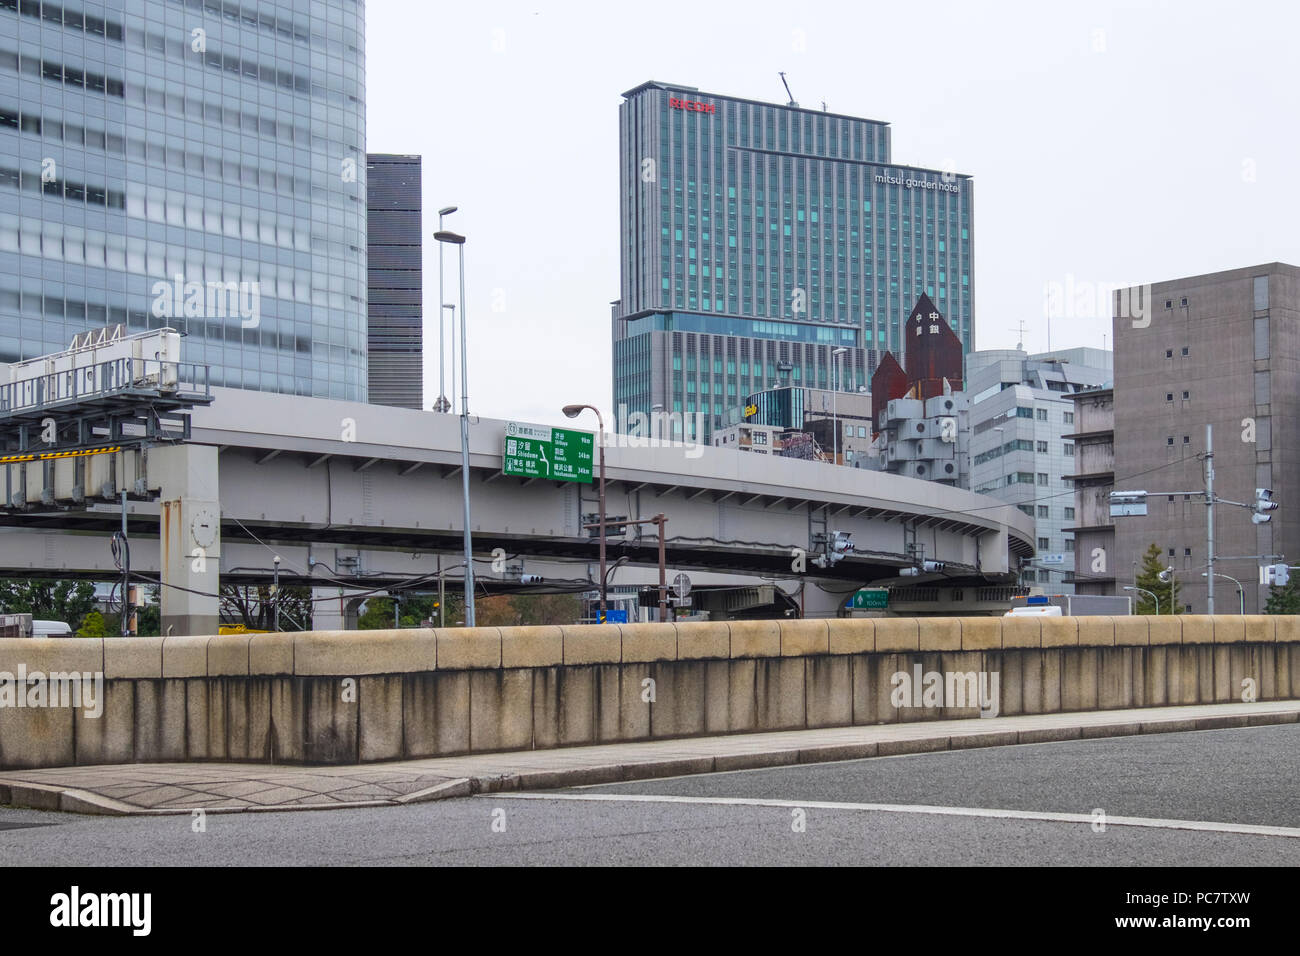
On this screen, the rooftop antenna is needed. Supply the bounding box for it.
[1008,319,1028,352]
[822,100,827,111]
[779,71,798,108]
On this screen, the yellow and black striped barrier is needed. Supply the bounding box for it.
[0,445,123,465]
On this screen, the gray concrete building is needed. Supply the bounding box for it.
[366,154,422,410]
[967,347,1113,592]
[864,392,970,487]
[1064,387,1115,595]
[1112,263,1300,613]
[742,384,873,464]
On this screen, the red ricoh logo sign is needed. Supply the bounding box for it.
[669,97,715,114]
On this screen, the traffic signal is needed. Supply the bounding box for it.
[1253,488,1279,524]
[813,531,854,568]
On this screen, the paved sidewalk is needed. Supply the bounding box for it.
[2,700,1297,816]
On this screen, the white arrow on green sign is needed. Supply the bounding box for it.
[850,588,889,610]
[503,421,594,484]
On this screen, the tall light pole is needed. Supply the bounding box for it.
[563,403,606,621]
[434,229,475,626]
[832,347,847,465]
[1158,565,1176,615]
[1202,571,1243,614]
[1124,585,1158,616]
[442,303,456,411]
[435,207,457,413]
[272,555,281,631]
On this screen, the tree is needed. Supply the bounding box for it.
[475,593,583,627]
[221,584,312,632]
[76,610,107,637]
[1264,577,1300,614]
[1134,543,1181,615]
[357,592,466,629]
[0,579,97,624]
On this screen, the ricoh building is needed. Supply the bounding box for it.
[612,81,974,441]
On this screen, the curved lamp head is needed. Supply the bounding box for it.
[562,404,585,419]
[438,205,458,216]
[433,230,466,245]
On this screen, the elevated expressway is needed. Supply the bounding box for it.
[0,387,1034,631]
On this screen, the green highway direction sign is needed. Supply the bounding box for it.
[502,421,594,483]
[849,588,889,610]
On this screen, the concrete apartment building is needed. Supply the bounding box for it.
[967,347,1113,592]
[1064,387,1115,595]
[1112,262,1300,613]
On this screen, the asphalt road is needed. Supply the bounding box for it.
[3,725,1299,866]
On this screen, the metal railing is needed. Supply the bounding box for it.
[0,357,211,416]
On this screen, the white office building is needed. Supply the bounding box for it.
[967,348,1113,592]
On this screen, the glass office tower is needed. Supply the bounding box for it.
[0,0,368,400]
[613,81,974,441]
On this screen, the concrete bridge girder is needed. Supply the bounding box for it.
[0,389,1035,629]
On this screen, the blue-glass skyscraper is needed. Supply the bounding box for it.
[0,0,368,400]
[613,81,974,440]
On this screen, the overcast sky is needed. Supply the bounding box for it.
[365,0,1299,428]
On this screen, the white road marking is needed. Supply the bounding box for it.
[494,792,1300,839]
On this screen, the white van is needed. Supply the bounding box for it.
[32,620,74,637]
[1004,605,1063,617]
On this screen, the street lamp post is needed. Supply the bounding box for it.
[442,304,456,411]
[272,555,280,631]
[563,403,606,621]
[1124,585,1159,616]
[434,230,475,627]
[832,347,847,465]
[1202,571,1244,614]
[1158,565,1177,615]
[435,207,457,413]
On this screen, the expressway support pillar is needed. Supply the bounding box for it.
[149,444,221,637]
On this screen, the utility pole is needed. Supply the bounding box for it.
[1113,421,1279,614]
[1205,423,1215,615]
[437,554,445,627]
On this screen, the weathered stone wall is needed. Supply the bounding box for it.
[0,616,1296,769]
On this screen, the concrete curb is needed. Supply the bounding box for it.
[4,708,1298,816]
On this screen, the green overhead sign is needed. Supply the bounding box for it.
[850,588,889,610]
[503,421,594,483]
